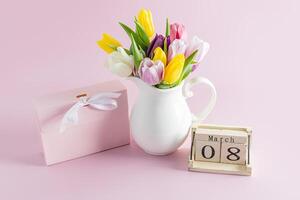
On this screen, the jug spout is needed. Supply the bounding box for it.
[127,76,141,85]
[127,76,151,91]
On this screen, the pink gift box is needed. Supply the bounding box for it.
[34,80,130,165]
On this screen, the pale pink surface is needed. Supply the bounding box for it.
[0,0,300,199]
[35,81,130,165]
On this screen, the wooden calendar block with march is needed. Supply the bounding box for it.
[188,124,252,176]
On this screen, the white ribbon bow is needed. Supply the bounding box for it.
[60,92,121,133]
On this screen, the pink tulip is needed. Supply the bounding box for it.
[138,58,164,85]
[185,36,210,71]
[170,23,187,42]
[168,39,187,62]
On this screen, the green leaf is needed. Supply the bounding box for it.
[130,34,143,69]
[165,18,170,37]
[156,84,171,89]
[119,22,135,38]
[181,64,193,80]
[134,19,150,46]
[123,48,131,55]
[156,80,178,89]
[163,18,170,55]
[119,22,147,50]
[184,50,198,67]
[139,46,146,58]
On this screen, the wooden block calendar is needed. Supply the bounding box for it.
[188,124,252,176]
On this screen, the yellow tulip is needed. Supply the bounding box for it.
[97,33,122,53]
[137,9,155,39]
[152,47,166,66]
[163,54,185,84]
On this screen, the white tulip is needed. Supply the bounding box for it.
[107,47,134,77]
[185,36,210,63]
[168,39,187,61]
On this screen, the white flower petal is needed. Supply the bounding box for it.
[168,39,187,61]
[197,41,210,62]
[110,63,132,77]
[106,47,134,77]
[185,36,210,63]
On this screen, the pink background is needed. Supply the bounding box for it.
[1,0,300,199]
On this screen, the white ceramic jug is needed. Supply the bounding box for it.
[130,76,217,155]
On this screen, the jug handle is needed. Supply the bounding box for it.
[183,76,217,123]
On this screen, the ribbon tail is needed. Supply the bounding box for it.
[59,102,83,133]
[88,92,121,111]
[89,98,118,110]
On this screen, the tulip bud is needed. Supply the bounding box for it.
[153,47,166,66]
[185,36,210,71]
[168,39,187,61]
[97,33,122,53]
[170,23,187,43]
[138,58,164,85]
[137,9,155,39]
[163,54,185,84]
[146,34,165,58]
[107,47,134,77]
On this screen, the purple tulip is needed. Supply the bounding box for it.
[166,36,171,49]
[164,35,171,53]
[146,34,165,58]
[138,58,164,85]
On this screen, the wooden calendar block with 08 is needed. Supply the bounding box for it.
[188,124,252,176]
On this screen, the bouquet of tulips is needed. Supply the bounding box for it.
[97,9,209,89]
